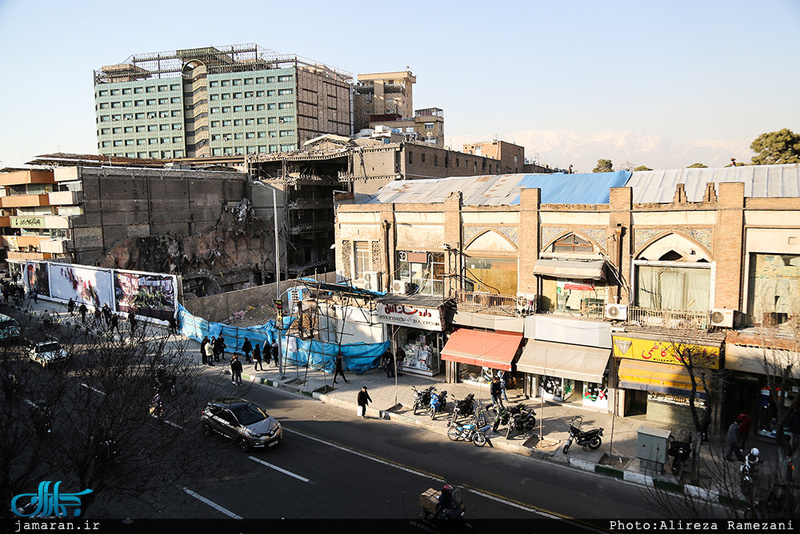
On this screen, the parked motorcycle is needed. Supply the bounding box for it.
[429,389,448,420]
[667,429,693,475]
[411,385,435,415]
[506,406,536,439]
[451,393,476,421]
[446,418,489,447]
[492,403,525,432]
[563,415,604,453]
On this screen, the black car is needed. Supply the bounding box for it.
[201,398,283,451]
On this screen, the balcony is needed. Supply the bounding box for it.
[456,290,519,317]
[6,250,51,261]
[10,214,70,229]
[1,194,50,208]
[628,306,709,330]
[39,239,69,254]
[48,190,82,206]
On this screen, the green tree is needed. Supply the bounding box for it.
[633,165,652,172]
[750,128,800,165]
[593,159,614,173]
[687,163,707,168]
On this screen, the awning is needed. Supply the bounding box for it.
[725,344,800,378]
[516,341,610,382]
[618,359,707,398]
[441,328,523,371]
[533,259,605,280]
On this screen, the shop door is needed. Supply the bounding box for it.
[625,389,648,416]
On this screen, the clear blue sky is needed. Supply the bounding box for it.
[0,0,798,168]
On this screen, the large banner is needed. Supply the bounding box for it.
[24,261,50,297]
[114,271,177,321]
[49,263,114,308]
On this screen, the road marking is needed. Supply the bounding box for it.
[80,383,106,395]
[164,419,185,430]
[182,487,242,519]
[248,456,310,483]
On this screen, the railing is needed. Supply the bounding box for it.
[628,306,708,330]
[455,290,518,317]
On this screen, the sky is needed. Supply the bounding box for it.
[0,0,798,172]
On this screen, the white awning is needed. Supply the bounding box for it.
[516,340,610,382]
[725,344,800,378]
[533,260,605,280]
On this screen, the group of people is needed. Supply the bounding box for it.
[200,336,227,366]
[490,371,511,410]
[380,349,404,378]
[226,338,281,385]
[725,412,754,461]
[67,298,127,333]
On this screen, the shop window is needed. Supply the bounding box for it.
[540,278,607,314]
[635,265,710,313]
[747,253,800,326]
[396,251,445,296]
[464,257,518,296]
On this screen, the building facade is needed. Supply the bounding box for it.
[353,71,416,133]
[94,44,352,160]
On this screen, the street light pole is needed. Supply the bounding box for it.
[274,187,285,379]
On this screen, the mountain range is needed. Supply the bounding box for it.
[447,129,755,173]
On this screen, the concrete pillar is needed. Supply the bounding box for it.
[715,182,745,310]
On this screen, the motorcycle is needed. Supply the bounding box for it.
[505,406,537,439]
[451,393,476,421]
[429,389,448,420]
[446,418,489,447]
[411,385,435,415]
[418,485,467,529]
[149,392,164,420]
[740,447,760,498]
[492,402,525,432]
[667,429,693,475]
[155,370,177,396]
[563,415,604,453]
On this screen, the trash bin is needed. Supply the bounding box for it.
[637,426,671,474]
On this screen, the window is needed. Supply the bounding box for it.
[269,145,278,153]
[148,125,157,131]
[99,103,109,109]
[257,131,266,138]
[552,234,594,254]
[134,100,144,106]
[222,120,232,126]
[256,77,265,84]
[210,107,220,114]
[111,101,121,108]
[173,137,182,143]
[232,79,241,86]
[146,99,156,106]
[160,124,169,131]
[278,88,293,95]
[233,92,242,99]
[211,121,220,127]
[280,144,295,151]
[245,105,254,111]
[158,98,168,105]
[267,103,275,110]
[146,86,155,93]
[256,91,265,97]
[134,87,143,94]
[123,101,132,107]
[222,93,230,100]
[246,132,255,139]
[267,76,276,83]
[234,119,243,126]
[267,90,276,97]
[234,133,243,140]
[277,75,292,82]
[397,251,446,296]
[421,153,426,163]
[110,89,120,95]
[172,123,182,130]
[233,105,243,112]
[279,130,292,137]
[125,139,134,146]
[244,78,253,85]
[137,139,146,145]
[210,94,220,101]
[636,266,709,313]
[268,117,276,124]
[222,107,231,113]
[161,137,170,144]
[112,127,122,134]
[257,104,266,111]
[101,141,111,147]
[158,85,168,92]
[257,118,265,124]
[245,118,255,125]
[113,140,122,147]
[171,97,181,103]
[100,128,110,134]
[354,242,370,279]
[170,84,180,91]
[136,125,146,132]
[407,151,413,164]
[434,155,438,167]
[279,116,294,123]
[98,90,108,97]
[278,102,293,109]
[244,91,253,98]
[212,148,222,156]
[221,80,230,87]
[425,122,434,130]
[124,126,133,133]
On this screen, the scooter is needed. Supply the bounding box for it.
[667,429,693,475]
[411,385,435,415]
[563,415,604,453]
[446,418,489,447]
[429,389,448,420]
[506,406,536,439]
[451,393,476,421]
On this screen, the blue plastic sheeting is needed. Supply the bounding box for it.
[512,171,632,205]
[176,304,387,375]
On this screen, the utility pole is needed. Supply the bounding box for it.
[274,187,285,379]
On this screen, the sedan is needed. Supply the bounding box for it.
[201,398,283,451]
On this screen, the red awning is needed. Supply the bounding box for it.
[441,328,523,371]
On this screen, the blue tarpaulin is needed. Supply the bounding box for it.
[177,304,386,374]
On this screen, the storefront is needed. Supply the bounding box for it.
[440,327,523,385]
[612,330,722,425]
[376,295,448,377]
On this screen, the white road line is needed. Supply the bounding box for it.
[182,487,242,519]
[80,383,106,395]
[164,419,185,430]
[248,456,310,483]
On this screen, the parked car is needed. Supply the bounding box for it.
[201,398,283,451]
[26,340,68,367]
[0,313,20,344]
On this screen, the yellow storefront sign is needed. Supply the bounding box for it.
[612,335,720,370]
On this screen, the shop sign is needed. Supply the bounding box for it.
[561,281,595,291]
[613,335,720,369]
[11,216,46,228]
[377,302,443,331]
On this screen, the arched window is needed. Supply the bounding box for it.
[550,234,594,254]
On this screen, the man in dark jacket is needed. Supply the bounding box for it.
[382,349,395,378]
[241,339,253,363]
[200,336,210,365]
[490,377,505,410]
[230,355,243,385]
[357,386,371,419]
[213,336,226,362]
[333,353,349,384]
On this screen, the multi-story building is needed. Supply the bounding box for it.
[94,44,352,160]
[353,71,416,133]
[368,108,445,147]
[463,140,525,174]
[334,164,800,430]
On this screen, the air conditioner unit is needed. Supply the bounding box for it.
[604,304,628,321]
[392,280,408,294]
[516,292,536,314]
[362,271,381,291]
[710,308,735,328]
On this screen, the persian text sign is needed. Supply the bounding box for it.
[612,335,720,369]
[11,216,45,228]
[377,303,444,331]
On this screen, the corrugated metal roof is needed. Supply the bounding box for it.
[627,164,800,203]
[362,171,631,206]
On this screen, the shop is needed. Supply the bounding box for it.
[376,295,448,377]
[440,326,524,385]
[612,331,722,426]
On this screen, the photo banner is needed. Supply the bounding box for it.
[49,263,114,308]
[114,271,177,321]
[24,261,51,297]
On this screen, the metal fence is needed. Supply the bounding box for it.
[628,306,708,330]
[455,290,518,316]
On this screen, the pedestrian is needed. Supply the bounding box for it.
[253,344,264,371]
[333,353,349,384]
[230,355,243,385]
[129,311,137,334]
[79,303,88,323]
[383,349,395,378]
[31,288,38,304]
[67,298,75,316]
[490,377,505,410]
[110,314,119,334]
[168,314,178,335]
[395,351,404,376]
[271,339,280,367]
[498,370,510,401]
[241,338,253,363]
[200,336,210,365]
[213,336,226,362]
[102,303,111,325]
[357,386,372,419]
[205,337,215,366]
[94,307,102,327]
[737,413,753,449]
[725,420,744,461]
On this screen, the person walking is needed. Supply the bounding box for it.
[94,307,102,327]
[200,336,210,365]
[110,314,119,334]
[498,370,510,402]
[395,351,404,376]
[230,355,243,385]
[206,337,216,366]
[383,349,395,378]
[737,413,753,450]
[79,303,88,323]
[271,340,280,367]
[725,420,745,461]
[241,339,253,363]
[253,344,264,371]
[102,303,112,325]
[357,386,372,419]
[67,298,75,316]
[129,311,137,334]
[490,377,505,410]
[213,336,226,362]
[333,353,349,384]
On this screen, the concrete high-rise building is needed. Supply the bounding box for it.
[353,71,416,133]
[94,44,352,160]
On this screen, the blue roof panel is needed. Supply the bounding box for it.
[512,171,632,204]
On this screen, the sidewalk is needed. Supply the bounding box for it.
[18,297,766,507]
